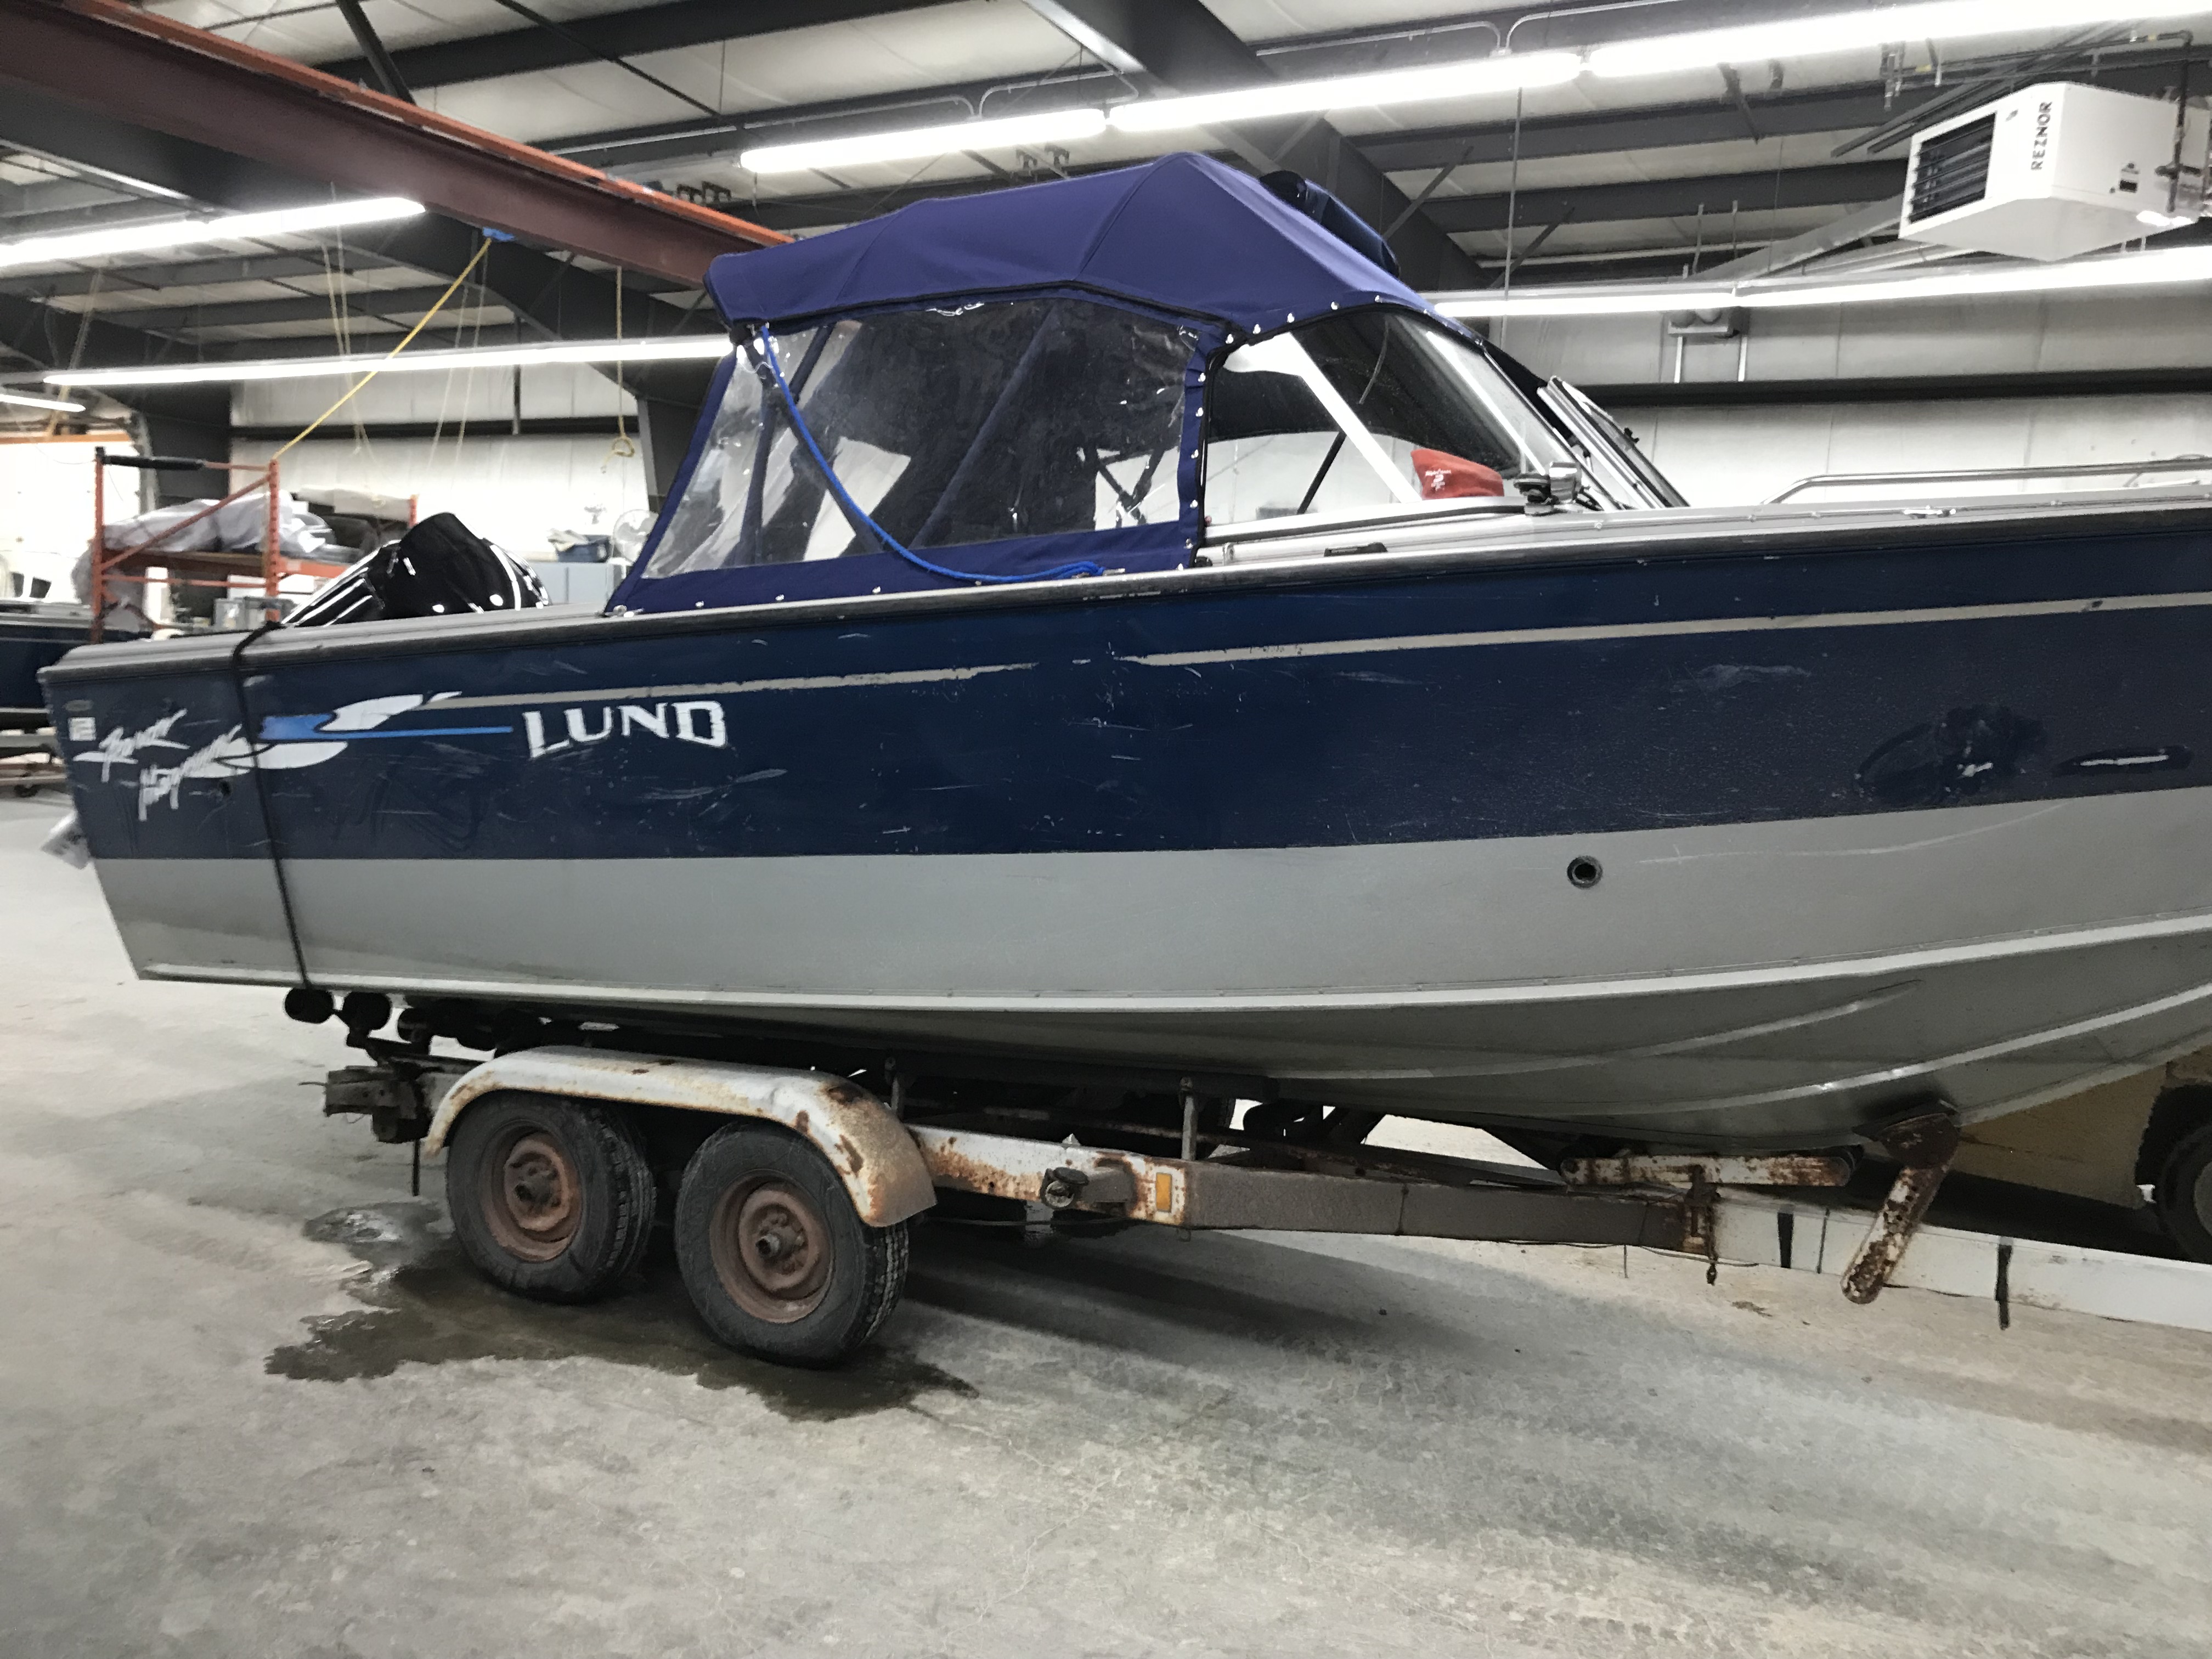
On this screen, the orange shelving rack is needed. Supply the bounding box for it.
[89,449,354,642]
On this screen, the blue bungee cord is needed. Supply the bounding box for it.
[748,324,1105,586]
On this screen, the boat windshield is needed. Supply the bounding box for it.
[1202,310,1584,529]
[642,298,1197,578]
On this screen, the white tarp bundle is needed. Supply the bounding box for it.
[72,489,337,631]
[93,489,335,559]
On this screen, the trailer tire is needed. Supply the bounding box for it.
[675,1122,907,1366]
[445,1091,656,1302]
[2155,1121,2212,1264]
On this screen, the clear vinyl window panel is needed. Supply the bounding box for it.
[645,299,1196,577]
[1201,309,1574,527]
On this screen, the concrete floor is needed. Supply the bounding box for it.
[3,791,2210,1659]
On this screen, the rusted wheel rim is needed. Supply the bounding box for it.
[481,1127,582,1262]
[709,1176,832,1323]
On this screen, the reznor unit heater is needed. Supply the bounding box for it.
[1900,81,2209,261]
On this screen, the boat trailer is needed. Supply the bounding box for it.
[323,1042,2212,1363]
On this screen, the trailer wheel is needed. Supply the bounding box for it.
[445,1092,656,1302]
[2155,1121,2212,1263]
[674,1122,908,1366]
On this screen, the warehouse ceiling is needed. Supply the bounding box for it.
[3,0,2211,443]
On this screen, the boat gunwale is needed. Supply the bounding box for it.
[42,489,2212,686]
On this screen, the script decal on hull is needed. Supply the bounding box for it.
[71,713,262,819]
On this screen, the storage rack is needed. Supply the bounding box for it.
[88,449,353,642]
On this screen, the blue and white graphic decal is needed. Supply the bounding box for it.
[71,693,512,819]
[252,693,513,761]
[65,685,746,827]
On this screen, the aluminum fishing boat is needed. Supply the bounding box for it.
[42,154,2212,1153]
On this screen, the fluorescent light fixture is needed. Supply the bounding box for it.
[0,388,87,411]
[1110,52,1582,132]
[585,6,2212,180]
[0,198,423,273]
[742,108,1108,174]
[1736,242,2212,308]
[1437,287,1739,318]
[1434,242,2212,318]
[739,50,1579,173]
[46,335,730,390]
[1587,0,2201,78]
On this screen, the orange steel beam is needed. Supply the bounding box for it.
[0,0,784,285]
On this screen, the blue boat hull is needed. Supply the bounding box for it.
[44,505,2212,1148]
[2,608,88,715]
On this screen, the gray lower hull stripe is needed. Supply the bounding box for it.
[94,787,2212,1147]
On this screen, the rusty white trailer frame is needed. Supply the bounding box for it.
[386,1045,1704,1246]
[329,1044,2212,1359]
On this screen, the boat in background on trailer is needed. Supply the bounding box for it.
[2,599,84,795]
[1946,1046,2212,1263]
[2,599,87,721]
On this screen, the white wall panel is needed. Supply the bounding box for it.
[1492,285,2212,387]
[1490,281,2212,506]
[1621,394,2212,505]
[233,362,640,427]
[229,433,648,556]
[0,439,125,595]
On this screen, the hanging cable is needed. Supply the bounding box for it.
[605,266,636,466]
[748,325,1104,586]
[447,246,489,478]
[46,267,103,441]
[425,265,466,477]
[269,235,492,460]
[319,229,380,471]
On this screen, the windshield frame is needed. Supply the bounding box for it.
[1198,309,1666,540]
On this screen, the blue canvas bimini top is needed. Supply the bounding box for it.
[613,154,1449,616]
[703,151,1432,338]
